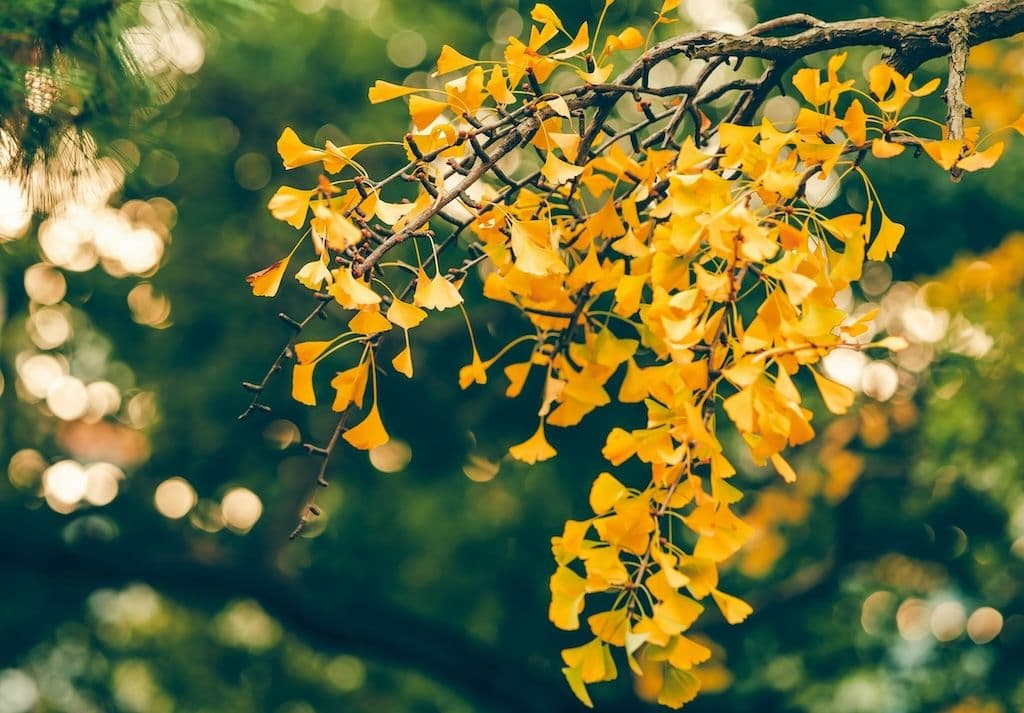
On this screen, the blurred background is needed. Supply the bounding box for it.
[1,1,1023,711]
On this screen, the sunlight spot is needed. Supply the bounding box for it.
[154,476,197,519]
[221,487,263,532]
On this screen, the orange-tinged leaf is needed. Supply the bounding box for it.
[343,404,389,450]
[295,340,333,364]
[910,76,941,97]
[368,80,418,103]
[541,151,585,186]
[509,422,557,464]
[268,186,312,228]
[435,44,476,74]
[531,3,565,32]
[866,213,905,261]
[923,139,964,170]
[329,269,381,309]
[843,98,867,146]
[871,138,905,158]
[246,257,291,297]
[312,204,363,251]
[956,141,1004,172]
[386,299,427,329]
[485,66,516,105]
[348,309,392,335]
[868,63,895,101]
[331,362,369,412]
[322,141,370,173]
[392,344,414,378]
[458,351,488,389]
[791,67,822,105]
[711,589,753,624]
[408,94,448,130]
[503,361,532,398]
[811,368,856,414]
[769,452,798,483]
[509,219,568,276]
[604,26,643,53]
[277,127,323,169]
[292,362,317,406]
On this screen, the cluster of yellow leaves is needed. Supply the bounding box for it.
[247,2,1020,708]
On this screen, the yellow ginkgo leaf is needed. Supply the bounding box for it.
[409,94,448,131]
[589,472,627,514]
[561,667,594,709]
[277,127,323,169]
[658,666,701,709]
[322,141,370,174]
[923,139,965,171]
[268,186,312,228]
[311,204,363,251]
[348,309,392,335]
[294,257,333,291]
[392,344,414,378]
[413,269,463,310]
[374,199,415,226]
[668,635,712,670]
[531,3,565,32]
[386,299,427,329]
[710,589,753,624]
[549,566,587,630]
[561,638,616,684]
[811,368,856,414]
[294,340,333,364]
[866,213,905,261]
[509,219,568,276]
[342,404,389,450]
[435,44,476,75]
[503,361,532,398]
[587,608,628,647]
[541,151,585,186]
[551,22,589,61]
[367,80,418,104]
[956,141,1004,172]
[604,26,643,54]
[871,138,905,158]
[458,350,489,389]
[509,423,557,464]
[246,257,291,297]
[485,66,516,105]
[329,269,381,309]
[769,452,798,483]
[292,362,317,406]
[331,362,369,412]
